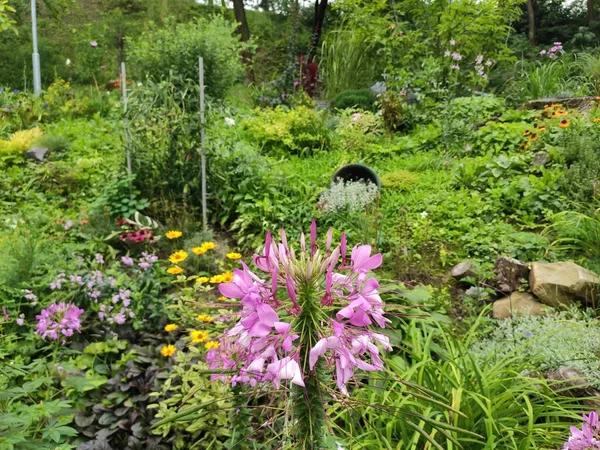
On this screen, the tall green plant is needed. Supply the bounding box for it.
[333,316,587,449]
[574,51,600,96]
[320,29,376,98]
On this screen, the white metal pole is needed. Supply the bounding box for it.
[199,57,207,232]
[31,0,42,96]
[121,62,132,175]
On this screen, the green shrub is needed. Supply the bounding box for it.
[335,109,383,153]
[331,89,377,112]
[333,318,586,449]
[128,17,245,99]
[241,106,331,156]
[381,170,417,190]
[472,309,600,388]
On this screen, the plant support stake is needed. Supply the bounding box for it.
[31,0,42,96]
[121,62,132,175]
[199,57,207,232]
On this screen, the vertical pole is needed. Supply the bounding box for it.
[199,57,207,232]
[31,0,42,96]
[121,62,132,175]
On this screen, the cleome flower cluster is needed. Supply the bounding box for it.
[206,220,391,395]
[563,411,600,449]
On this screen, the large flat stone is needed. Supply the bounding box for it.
[529,262,600,307]
[493,292,546,319]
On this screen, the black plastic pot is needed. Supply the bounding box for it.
[331,164,381,189]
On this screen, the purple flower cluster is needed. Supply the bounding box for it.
[564,411,600,449]
[35,302,84,341]
[540,42,564,59]
[138,252,158,270]
[207,221,391,395]
[98,288,135,325]
[474,55,493,80]
[23,289,38,306]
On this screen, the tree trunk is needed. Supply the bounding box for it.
[527,0,535,45]
[588,0,595,27]
[232,0,254,82]
[307,0,328,62]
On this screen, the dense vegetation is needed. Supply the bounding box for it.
[3,0,600,449]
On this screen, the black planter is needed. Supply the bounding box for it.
[331,164,381,189]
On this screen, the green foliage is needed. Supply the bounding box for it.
[472,309,600,388]
[149,349,231,449]
[335,110,383,153]
[90,175,150,219]
[473,121,530,154]
[320,29,377,98]
[241,106,331,156]
[546,207,600,266]
[331,89,377,112]
[334,317,587,449]
[128,17,246,99]
[0,0,16,34]
[380,170,417,191]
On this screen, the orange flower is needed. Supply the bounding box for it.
[594,118,600,123]
[529,133,538,142]
[523,130,531,136]
[595,96,600,101]
[552,110,568,118]
[538,126,547,132]
[559,119,570,128]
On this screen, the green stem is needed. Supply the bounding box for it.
[292,281,328,450]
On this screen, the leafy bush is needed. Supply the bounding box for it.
[331,89,377,111]
[241,106,331,156]
[380,170,417,190]
[0,127,43,162]
[335,109,383,153]
[472,310,600,388]
[128,17,245,99]
[334,318,586,449]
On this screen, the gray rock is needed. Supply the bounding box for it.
[25,147,49,161]
[494,256,529,293]
[492,292,546,319]
[546,367,600,407]
[370,81,387,95]
[529,261,600,307]
[450,261,477,280]
[532,151,549,166]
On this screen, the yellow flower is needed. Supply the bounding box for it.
[167,266,184,275]
[161,344,176,357]
[220,272,233,283]
[218,296,227,301]
[196,276,210,284]
[165,230,183,239]
[201,242,216,250]
[190,330,209,343]
[552,109,568,118]
[197,314,213,323]
[169,250,188,264]
[192,246,207,256]
[0,237,3,243]
[205,341,220,350]
[164,323,178,332]
[209,274,224,283]
[226,252,242,260]
[538,126,547,132]
[559,119,570,128]
[594,118,600,123]
[529,133,538,142]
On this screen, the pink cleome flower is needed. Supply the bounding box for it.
[208,220,391,395]
[35,302,84,341]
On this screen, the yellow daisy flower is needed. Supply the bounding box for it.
[196,276,210,284]
[218,296,227,301]
[169,250,188,264]
[164,323,178,332]
[205,341,220,350]
[165,230,183,239]
[226,252,242,260]
[201,242,216,250]
[197,314,213,323]
[190,330,209,343]
[167,266,184,275]
[209,274,222,283]
[192,246,207,256]
[559,119,570,128]
[220,272,234,283]
[161,344,176,357]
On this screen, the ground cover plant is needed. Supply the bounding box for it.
[4,0,600,448]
